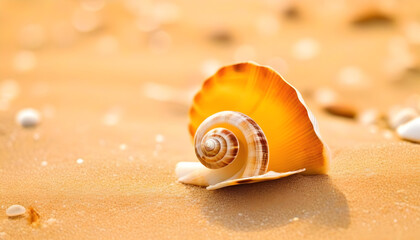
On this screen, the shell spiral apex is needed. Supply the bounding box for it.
[176,62,329,190]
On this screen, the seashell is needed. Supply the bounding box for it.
[6,205,26,217]
[396,117,420,143]
[175,62,329,190]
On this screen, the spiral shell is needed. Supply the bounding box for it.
[176,62,329,190]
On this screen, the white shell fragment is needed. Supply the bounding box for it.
[6,205,26,217]
[397,117,420,143]
[16,108,41,127]
[388,107,418,129]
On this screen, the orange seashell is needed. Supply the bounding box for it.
[176,62,329,190]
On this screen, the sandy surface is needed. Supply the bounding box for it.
[0,0,420,239]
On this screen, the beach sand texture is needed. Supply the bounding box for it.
[0,0,419,239]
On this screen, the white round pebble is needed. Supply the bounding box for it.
[41,161,48,166]
[6,205,26,217]
[397,117,420,143]
[119,144,127,150]
[388,107,418,129]
[16,108,41,127]
[77,158,84,164]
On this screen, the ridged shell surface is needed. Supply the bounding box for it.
[189,62,329,175]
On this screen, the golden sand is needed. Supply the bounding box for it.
[0,0,419,239]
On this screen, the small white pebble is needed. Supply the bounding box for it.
[292,38,320,60]
[6,205,26,217]
[16,108,41,127]
[76,158,84,164]
[41,161,48,166]
[290,217,299,222]
[119,144,127,150]
[396,117,420,143]
[238,213,243,216]
[155,134,165,143]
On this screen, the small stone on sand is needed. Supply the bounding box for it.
[77,158,84,164]
[16,108,41,127]
[41,161,48,166]
[6,205,26,217]
[396,117,420,143]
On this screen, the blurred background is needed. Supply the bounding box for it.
[0,1,419,238]
[1,0,419,114]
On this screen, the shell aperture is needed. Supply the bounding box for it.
[176,62,329,190]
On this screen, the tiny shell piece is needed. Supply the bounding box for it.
[397,117,420,143]
[16,108,41,127]
[6,205,26,217]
